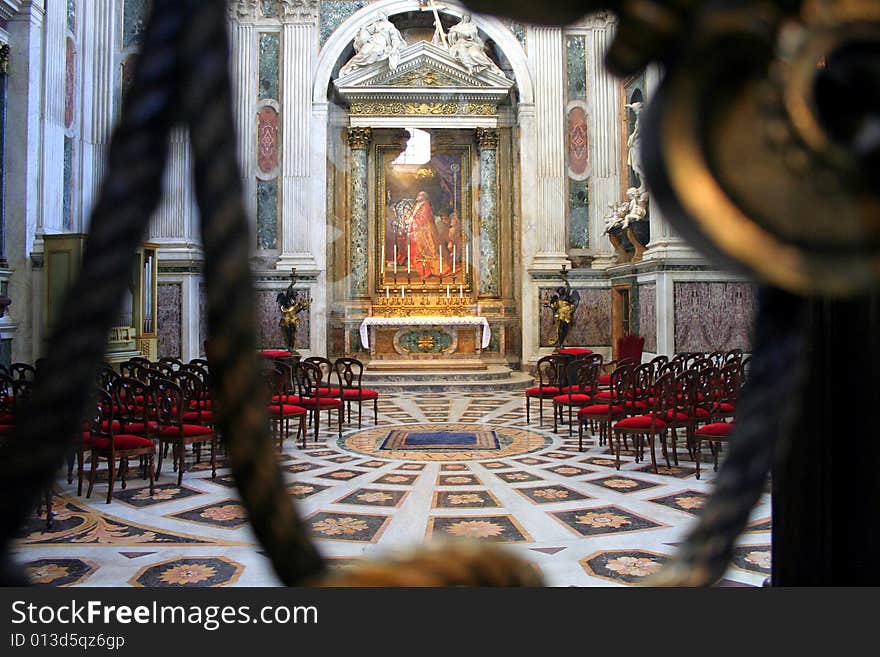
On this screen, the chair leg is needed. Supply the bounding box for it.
[578,421,584,452]
[106,456,116,504]
[614,431,621,470]
[86,451,98,499]
[211,438,217,480]
[177,443,185,486]
[148,453,155,495]
[695,438,702,479]
[77,448,85,496]
[525,397,530,423]
[373,398,378,425]
[648,434,658,474]
[568,406,573,437]
[313,408,320,442]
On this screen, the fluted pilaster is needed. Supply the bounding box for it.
[530,26,568,267]
[279,19,316,264]
[229,18,257,222]
[40,0,67,232]
[586,23,621,265]
[79,0,117,229]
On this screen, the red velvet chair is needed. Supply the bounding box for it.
[153,378,218,484]
[577,364,632,450]
[557,347,593,358]
[85,388,155,503]
[692,376,736,479]
[264,366,307,450]
[552,357,601,436]
[335,357,379,428]
[611,371,675,473]
[525,355,567,426]
[291,361,344,442]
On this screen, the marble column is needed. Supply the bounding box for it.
[477,128,499,297]
[5,0,45,362]
[278,4,319,270]
[39,0,66,234]
[228,13,257,224]
[80,0,117,229]
[150,128,198,253]
[528,26,569,270]
[348,127,371,298]
[641,64,697,261]
[586,19,622,268]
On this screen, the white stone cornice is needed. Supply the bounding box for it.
[0,0,25,23]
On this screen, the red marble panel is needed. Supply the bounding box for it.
[120,55,137,98]
[65,38,76,129]
[674,282,757,353]
[257,106,279,174]
[567,105,588,177]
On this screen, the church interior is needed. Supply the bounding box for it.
[8,0,851,588]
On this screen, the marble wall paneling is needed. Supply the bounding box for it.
[259,33,280,101]
[64,37,76,129]
[566,35,586,101]
[123,0,149,49]
[257,289,310,349]
[568,179,589,250]
[320,1,366,46]
[639,283,656,352]
[63,138,74,231]
[198,282,207,355]
[539,287,612,347]
[479,146,499,296]
[256,180,279,250]
[674,282,757,353]
[157,283,182,358]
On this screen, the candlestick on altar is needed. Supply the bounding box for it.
[385,285,390,299]
[452,245,456,274]
[459,284,464,299]
[407,244,411,273]
[446,285,451,298]
[439,245,443,274]
[465,245,470,274]
[394,245,398,274]
[401,286,405,299]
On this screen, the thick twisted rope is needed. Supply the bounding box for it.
[0,0,186,567]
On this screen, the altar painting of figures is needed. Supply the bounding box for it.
[379,147,471,288]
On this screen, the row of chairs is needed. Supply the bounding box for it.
[526,349,746,477]
[263,356,380,448]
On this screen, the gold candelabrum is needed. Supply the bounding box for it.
[374,271,473,317]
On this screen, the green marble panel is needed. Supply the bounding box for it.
[569,179,589,249]
[63,137,74,231]
[123,0,150,49]
[566,36,586,102]
[259,33,280,101]
[261,0,279,18]
[398,330,453,355]
[320,1,366,46]
[256,179,278,250]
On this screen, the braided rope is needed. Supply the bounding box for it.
[648,287,808,586]
[178,0,324,584]
[0,0,186,562]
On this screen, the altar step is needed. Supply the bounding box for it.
[362,364,533,393]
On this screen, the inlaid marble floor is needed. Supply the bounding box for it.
[13,392,771,587]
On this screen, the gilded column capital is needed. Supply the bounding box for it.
[348,127,373,150]
[476,127,500,150]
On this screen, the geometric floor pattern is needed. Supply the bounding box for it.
[12,391,771,587]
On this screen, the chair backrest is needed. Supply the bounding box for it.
[180,363,210,388]
[119,357,150,378]
[741,355,752,381]
[682,352,703,369]
[177,370,208,409]
[0,373,12,415]
[650,372,676,418]
[657,360,682,380]
[720,362,743,404]
[674,369,701,416]
[725,348,743,364]
[535,355,568,390]
[335,357,365,391]
[159,357,185,371]
[97,366,120,393]
[617,334,645,363]
[12,378,32,414]
[563,359,600,400]
[0,363,9,378]
[648,355,669,377]
[690,357,714,372]
[609,364,634,401]
[294,361,323,399]
[10,363,36,382]
[631,363,654,400]
[696,366,725,417]
[89,388,115,454]
[152,377,184,428]
[264,364,292,403]
[189,358,210,372]
[304,356,340,390]
[113,377,150,425]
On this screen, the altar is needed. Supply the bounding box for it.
[360,315,491,371]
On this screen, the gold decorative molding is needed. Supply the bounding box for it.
[476,127,500,149]
[347,126,373,149]
[372,294,473,318]
[350,101,496,117]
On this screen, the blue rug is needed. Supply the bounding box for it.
[380,429,500,451]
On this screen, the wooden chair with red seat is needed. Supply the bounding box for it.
[153,377,218,484]
[552,358,601,435]
[264,365,307,450]
[304,356,344,426]
[525,354,567,426]
[557,347,593,358]
[660,369,701,466]
[611,371,676,473]
[10,362,36,382]
[293,361,344,443]
[85,388,156,504]
[597,356,637,390]
[180,364,214,423]
[0,373,14,438]
[334,357,379,428]
[692,377,735,479]
[716,362,742,422]
[648,354,669,378]
[577,364,632,450]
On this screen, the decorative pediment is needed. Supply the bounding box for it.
[334,41,514,124]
